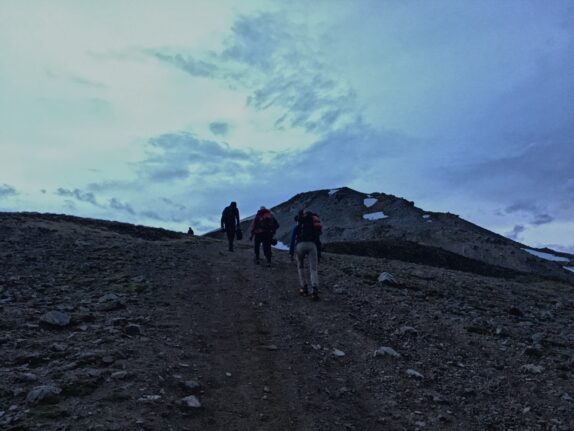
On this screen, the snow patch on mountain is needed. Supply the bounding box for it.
[363,212,388,221]
[422,214,431,219]
[563,266,574,273]
[523,249,570,262]
[328,189,340,196]
[363,198,377,208]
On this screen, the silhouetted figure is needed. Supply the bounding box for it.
[249,206,279,267]
[221,201,240,252]
[187,227,194,235]
[289,209,322,301]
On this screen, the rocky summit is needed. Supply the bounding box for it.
[1,211,574,430]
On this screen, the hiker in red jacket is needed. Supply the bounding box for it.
[249,206,279,267]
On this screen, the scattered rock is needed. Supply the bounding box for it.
[378,272,398,285]
[521,364,544,374]
[374,346,401,358]
[179,395,201,409]
[332,348,346,357]
[124,324,141,335]
[182,380,201,391]
[138,395,161,402]
[406,369,424,379]
[110,371,129,379]
[26,385,62,404]
[40,311,71,327]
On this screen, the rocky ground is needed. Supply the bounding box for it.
[1,213,573,430]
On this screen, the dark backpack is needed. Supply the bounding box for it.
[298,212,322,242]
[259,211,276,233]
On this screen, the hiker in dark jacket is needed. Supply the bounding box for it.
[249,206,279,267]
[221,201,240,252]
[289,210,322,301]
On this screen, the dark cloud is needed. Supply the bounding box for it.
[138,132,255,183]
[56,188,100,206]
[153,52,219,78]
[109,198,135,215]
[506,225,526,241]
[0,184,17,198]
[209,121,230,136]
[161,198,186,211]
[531,214,554,226]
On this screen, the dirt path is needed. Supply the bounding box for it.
[161,242,381,430]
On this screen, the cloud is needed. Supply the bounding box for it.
[153,52,219,78]
[109,198,135,215]
[55,188,100,207]
[531,214,554,226]
[0,184,17,198]
[137,132,256,184]
[152,12,357,135]
[506,225,526,241]
[209,121,230,136]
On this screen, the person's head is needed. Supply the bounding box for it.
[230,201,237,208]
[260,205,266,210]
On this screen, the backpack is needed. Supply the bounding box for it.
[258,211,276,233]
[298,212,322,242]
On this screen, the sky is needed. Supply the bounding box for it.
[1,0,573,252]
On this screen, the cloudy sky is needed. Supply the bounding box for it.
[1,0,573,251]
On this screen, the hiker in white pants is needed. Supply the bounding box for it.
[289,210,322,301]
[295,241,319,297]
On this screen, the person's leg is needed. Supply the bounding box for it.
[308,243,319,295]
[295,243,309,293]
[254,234,262,263]
[262,233,272,264]
[226,228,235,251]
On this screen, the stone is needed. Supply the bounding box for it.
[26,385,62,404]
[111,371,128,379]
[179,395,201,409]
[332,348,346,357]
[521,364,544,374]
[138,395,161,402]
[40,311,71,327]
[183,380,201,391]
[124,324,141,335]
[378,272,398,284]
[406,369,424,379]
[374,346,401,358]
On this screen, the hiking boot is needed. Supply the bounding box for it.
[299,285,309,296]
[311,292,320,301]
[266,260,272,268]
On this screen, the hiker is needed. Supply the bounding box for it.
[187,227,194,235]
[289,210,322,301]
[289,210,321,263]
[249,206,279,267]
[221,201,240,252]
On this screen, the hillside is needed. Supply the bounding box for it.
[1,212,573,430]
[209,187,574,283]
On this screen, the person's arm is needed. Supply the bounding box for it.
[235,208,240,228]
[289,226,298,258]
[221,210,225,230]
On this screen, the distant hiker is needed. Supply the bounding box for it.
[289,210,322,301]
[221,201,240,252]
[187,227,194,235]
[249,206,279,267]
